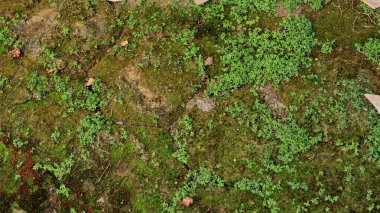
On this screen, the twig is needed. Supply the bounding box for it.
[352,14,359,32]
[97,163,111,183]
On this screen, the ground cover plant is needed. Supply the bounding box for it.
[1,0,380,212]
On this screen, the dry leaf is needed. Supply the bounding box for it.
[120,40,129,47]
[181,197,194,207]
[204,57,213,66]
[12,48,21,59]
[194,0,209,5]
[86,78,95,87]
[47,69,54,73]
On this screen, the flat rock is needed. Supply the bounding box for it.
[194,0,209,5]
[205,57,213,66]
[361,0,380,9]
[365,94,380,114]
[195,97,215,112]
[258,84,287,118]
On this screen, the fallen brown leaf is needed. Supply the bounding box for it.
[205,57,213,66]
[181,197,194,207]
[12,48,21,59]
[120,40,129,47]
[86,78,95,87]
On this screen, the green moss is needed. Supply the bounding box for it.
[1,0,380,212]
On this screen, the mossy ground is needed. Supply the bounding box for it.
[1,0,380,212]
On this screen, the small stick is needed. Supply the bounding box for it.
[97,163,111,183]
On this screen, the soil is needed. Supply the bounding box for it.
[275,2,306,17]
[121,65,168,109]
[258,84,287,118]
[19,8,59,59]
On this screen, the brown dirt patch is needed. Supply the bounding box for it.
[275,2,305,17]
[16,153,39,195]
[19,8,59,59]
[121,65,168,109]
[195,96,215,112]
[111,162,136,181]
[122,0,191,6]
[258,84,287,118]
[0,0,39,15]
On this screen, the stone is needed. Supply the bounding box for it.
[204,57,213,66]
[196,97,215,112]
[194,0,209,5]
[365,94,380,114]
[116,121,124,125]
[361,0,380,9]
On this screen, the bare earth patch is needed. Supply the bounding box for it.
[19,8,59,59]
[195,96,215,112]
[121,65,168,109]
[258,84,287,118]
[275,2,305,17]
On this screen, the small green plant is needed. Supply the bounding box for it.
[227,99,321,164]
[12,138,28,148]
[51,129,61,141]
[0,75,11,93]
[206,16,318,96]
[33,154,75,182]
[356,38,380,70]
[60,25,70,37]
[283,0,326,10]
[48,0,58,7]
[0,141,10,164]
[365,121,380,167]
[172,115,193,165]
[57,184,71,198]
[75,79,105,111]
[235,176,281,212]
[77,113,105,146]
[320,40,335,54]
[171,28,200,62]
[27,71,48,101]
[162,167,224,212]
[38,46,65,71]
[53,74,69,92]
[0,16,24,54]
[33,155,75,199]
[84,0,98,11]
